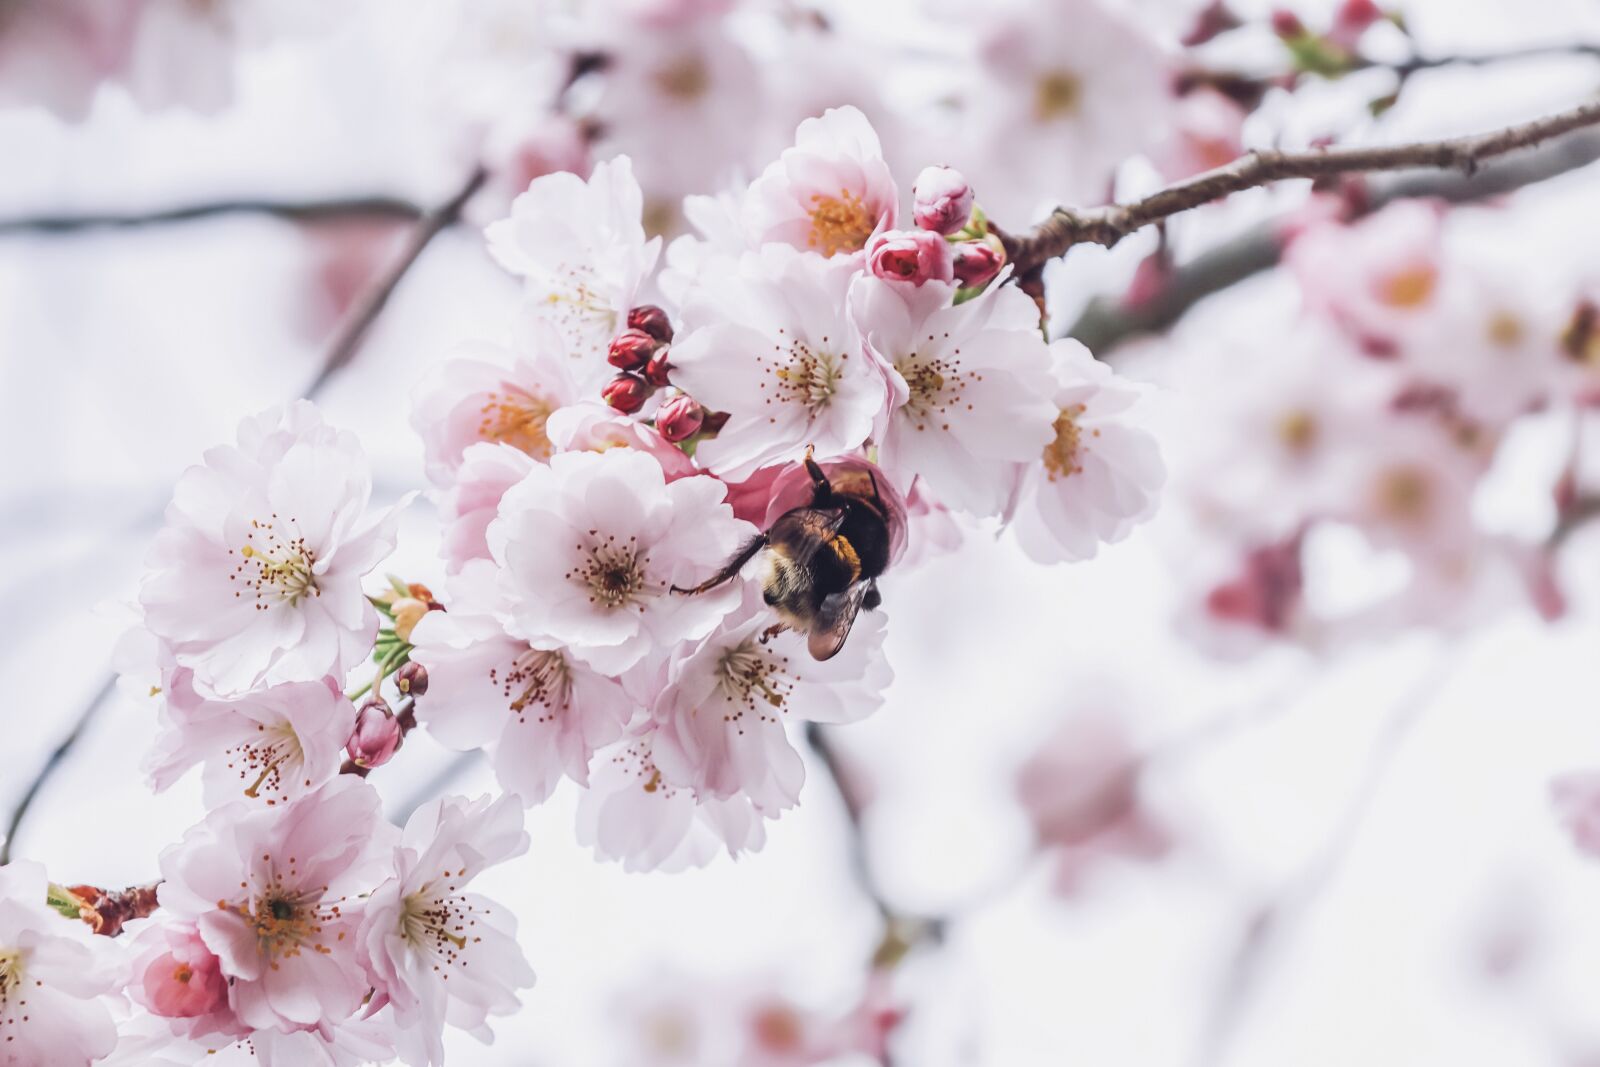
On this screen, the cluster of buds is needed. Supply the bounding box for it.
[1271,0,1392,75]
[603,305,709,444]
[866,166,1004,289]
[603,304,675,414]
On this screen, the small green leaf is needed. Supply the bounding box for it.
[46,884,83,920]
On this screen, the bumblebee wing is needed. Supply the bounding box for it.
[772,508,847,570]
[806,582,867,662]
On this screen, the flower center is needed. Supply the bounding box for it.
[762,334,843,412]
[807,189,875,256]
[539,269,620,360]
[489,647,572,724]
[655,54,709,100]
[0,948,23,999]
[716,640,793,711]
[479,388,554,460]
[898,348,976,433]
[1375,466,1432,523]
[1486,311,1524,348]
[568,534,655,610]
[1034,70,1083,121]
[400,878,484,973]
[1376,264,1437,309]
[1277,409,1318,453]
[751,1003,805,1052]
[232,516,319,609]
[225,724,304,802]
[1042,405,1090,481]
[228,885,336,964]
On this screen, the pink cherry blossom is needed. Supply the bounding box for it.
[408,604,634,804]
[852,273,1058,516]
[743,106,899,259]
[438,443,536,577]
[1006,339,1165,562]
[865,229,954,287]
[143,670,354,809]
[671,245,890,479]
[155,777,395,1032]
[650,587,892,810]
[1155,88,1247,181]
[487,447,754,674]
[546,400,700,481]
[410,312,578,488]
[127,921,238,1039]
[138,401,407,698]
[485,157,662,390]
[0,860,126,1067]
[359,794,536,1067]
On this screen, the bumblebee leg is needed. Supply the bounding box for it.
[671,533,768,595]
[803,447,834,504]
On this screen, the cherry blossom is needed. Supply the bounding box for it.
[0,860,126,1067]
[155,778,395,1032]
[437,443,536,577]
[138,402,407,698]
[126,921,238,1040]
[143,671,354,809]
[486,444,753,675]
[359,794,536,1066]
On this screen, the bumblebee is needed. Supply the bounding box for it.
[673,452,902,661]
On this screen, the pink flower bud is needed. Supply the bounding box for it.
[347,698,402,769]
[643,348,673,388]
[139,927,229,1020]
[1329,0,1383,49]
[656,394,705,443]
[603,372,651,413]
[952,240,1004,288]
[867,229,954,287]
[1270,8,1306,38]
[627,304,675,343]
[911,165,974,235]
[396,660,429,696]
[607,328,660,371]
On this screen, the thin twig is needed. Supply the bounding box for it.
[0,166,488,868]
[0,195,425,236]
[1383,43,1600,78]
[1066,120,1600,352]
[1005,98,1600,276]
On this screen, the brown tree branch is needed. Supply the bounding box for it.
[1066,119,1600,353]
[0,195,425,236]
[1005,99,1600,277]
[0,165,488,869]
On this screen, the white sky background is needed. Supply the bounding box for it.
[4,0,1600,1064]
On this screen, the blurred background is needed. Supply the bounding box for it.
[5,0,1600,1063]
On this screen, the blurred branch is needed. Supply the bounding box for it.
[1382,42,1600,78]
[1006,98,1600,277]
[0,195,425,236]
[1068,119,1600,352]
[1190,651,1454,1067]
[0,165,488,868]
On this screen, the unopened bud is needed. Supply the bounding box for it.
[406,581,436,606]
[656,394,705,443]
[867,229,955,287]
[603,372,651,413]
[347,699,401,769]
[390,597,429,643]
[1270,8,1306,38]
[396,660,429,697]
[627,304,675,344]
[952,239,1004,288]
[911,166,974,235]
[643,349,673,388]
[607,328,659,371]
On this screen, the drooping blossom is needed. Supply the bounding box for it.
[0,860,125,1067]
[126,921,238,1040]
[486,157,662,389]
[143,671,354,809]
[138,401,407,697]
[410,312,578,488]
[409,603,635,804]
[671,245,889,479]
[852,273,1058,516]
[1006,339,1165,562]
[155,777,395,1032]
[359,794,536,1066]
[487,447,753,674]
[651,587,893,811]
[576,725,770,873]
[742,105,899,259]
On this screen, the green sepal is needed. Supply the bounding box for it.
[46,884,83,920]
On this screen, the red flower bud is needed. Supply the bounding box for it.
[867,229,955,287]
[603,372,651,413]
[396,661,429,697]
[656,394,705,443]
[1270,8,1306,38]
[347,699,401,770]
[911,166,974,235]
[626,304,675,343]
[643,348,673,388]
[607,328,659,371]
[952,240,1004,288]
